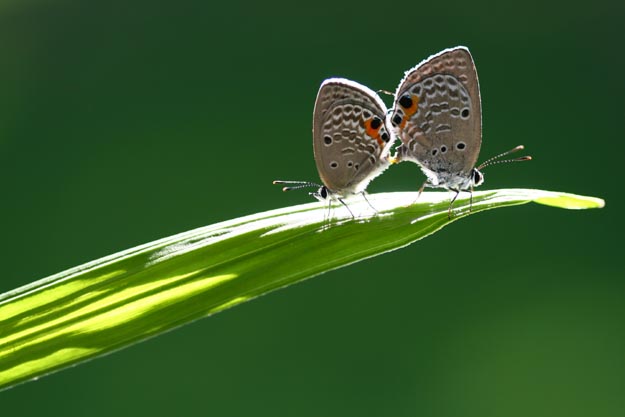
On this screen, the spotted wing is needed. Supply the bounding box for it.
[389,47,481,180]
[312,78,394,195]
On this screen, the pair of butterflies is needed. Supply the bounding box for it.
[275,46,530,216]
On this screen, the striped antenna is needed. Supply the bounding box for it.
[477,145,532,170]
[273,180,321,192]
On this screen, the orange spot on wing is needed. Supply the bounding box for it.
[363,118,385,148]
[399,94,419,129]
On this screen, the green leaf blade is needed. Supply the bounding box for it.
[0,188,604,390]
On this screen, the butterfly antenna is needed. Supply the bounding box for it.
[273,180,321,192]
[477,145,532,170]
[377,89,394,97]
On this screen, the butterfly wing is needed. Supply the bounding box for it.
[312,78,394,195]
[390,47,481,187]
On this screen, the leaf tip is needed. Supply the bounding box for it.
[533,192,605,210]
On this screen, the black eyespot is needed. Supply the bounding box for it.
[431,149,438,156]
[370,117,382,129]
[347,161,353,167]
[461,108,470,118]
[330,161,338,168]
[392,114,402,126]
[354,163,360,171]
[363,111,371,118]
[456,142,466,150]
[381,132,389,142]
[324,136,332,145]
[440,145,447,153]
[399,95,413,108]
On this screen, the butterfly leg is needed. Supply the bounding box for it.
[361,192,378,213]
[411,180,428,205]
[325,198,332,222]
[418,181,427,199]
[448,188,460,219]
[338,197,355,219]
[469,185,474,212]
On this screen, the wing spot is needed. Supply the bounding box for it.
[399,95,413,108]
[342,129,356,141]
[440,145,448,154]
[456,142,466,150]
[461,108,470,118]
[324,136,332,145]
[329,161,339,169]
[341,147,355,155]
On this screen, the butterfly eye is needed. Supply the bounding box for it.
[319,187,328,199]
[472,169,484,185]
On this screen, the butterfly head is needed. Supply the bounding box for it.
[311,185,331,202]
[471,168,484,187]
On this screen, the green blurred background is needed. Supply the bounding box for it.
[1,0,623,415]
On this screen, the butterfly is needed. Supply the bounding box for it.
[274,78,395,217]
[388,46,530,217]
